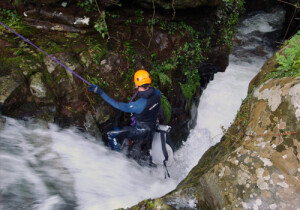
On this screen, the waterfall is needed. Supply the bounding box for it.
[0,8,285,210]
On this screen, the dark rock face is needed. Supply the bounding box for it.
[205,45,230,73]
[134,0,222,9]
[244,0,279,12]
[38,0,61,4]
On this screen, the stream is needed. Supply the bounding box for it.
[0,8,286,210]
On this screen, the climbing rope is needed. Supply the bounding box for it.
[0,20,92,86]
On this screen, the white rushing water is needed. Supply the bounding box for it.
[0,8,285,210]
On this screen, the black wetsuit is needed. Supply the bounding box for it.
[104,87,161,152]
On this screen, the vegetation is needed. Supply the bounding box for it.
[87,39,108,65]
[150,21,207,104]
[0,8,33,35]
[87,75,108,88]
[161,94,172,123]
[94,12,109,39]
[214,0,245,47]
[120,40,137,89]
[273,31,300,78]
[76,0,97,13]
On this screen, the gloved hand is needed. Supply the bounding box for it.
[88,85,103,95]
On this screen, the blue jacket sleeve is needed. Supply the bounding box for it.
[100,92,146,114]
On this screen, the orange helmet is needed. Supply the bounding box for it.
[134,70,151,86]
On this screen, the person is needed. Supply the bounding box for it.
[88,69,161,166]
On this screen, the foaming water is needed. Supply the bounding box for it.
[171,7,285,181]
[0,8,285,210]
[0,119,177,210]
[169,59,265,181]
[49,125,177,209]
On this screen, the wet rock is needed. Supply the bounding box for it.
[24,9,92,29]
[100,59,112,73]
[44,52,81,81]
[84,111,103,139]
[95,101,111,124]
[205,45,230,72]
[100,53,122,73]
[79,51,92,69]
[25,18,89,33]
[0,75,23,105]
[0,39,12,47]
[198,63,221,90]
[245,0,280,12]
[25,9,74,25]
[153,31,169,51]
[30,72,47,98]
[0,116,6,128]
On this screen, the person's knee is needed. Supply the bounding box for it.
[107,130,121,151]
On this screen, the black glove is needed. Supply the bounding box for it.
[88,85,103,95]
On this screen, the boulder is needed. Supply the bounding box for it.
[84,111,103,139]
[0,75,23,105]
[79,51,93,69]
[146,76,300,210]
[95,101,112,124]
[99,53,122,73]
[30,72,47,98]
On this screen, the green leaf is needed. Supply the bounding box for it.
[161,94,171,123]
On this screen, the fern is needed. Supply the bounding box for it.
[158,72,172,86]
[88,43,108,65]
[258,31,300,86]
[268,31,300,79]
[160,94,171,123]
[180,82,195,103]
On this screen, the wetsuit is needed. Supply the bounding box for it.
[98,87,161,152]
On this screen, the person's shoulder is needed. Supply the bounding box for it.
[154,88,161,97]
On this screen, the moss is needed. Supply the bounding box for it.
[220,91,253,153]
[129,198,176,210]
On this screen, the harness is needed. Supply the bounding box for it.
[156,125,172,178]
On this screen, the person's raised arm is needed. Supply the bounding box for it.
[88,85,146,114]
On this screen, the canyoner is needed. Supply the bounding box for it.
[89,70,174,177]
[0,19,174,176]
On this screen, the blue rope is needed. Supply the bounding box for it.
[0,20,92,86]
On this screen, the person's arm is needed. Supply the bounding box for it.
[88,85,146,114]
[100,91,146,114]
